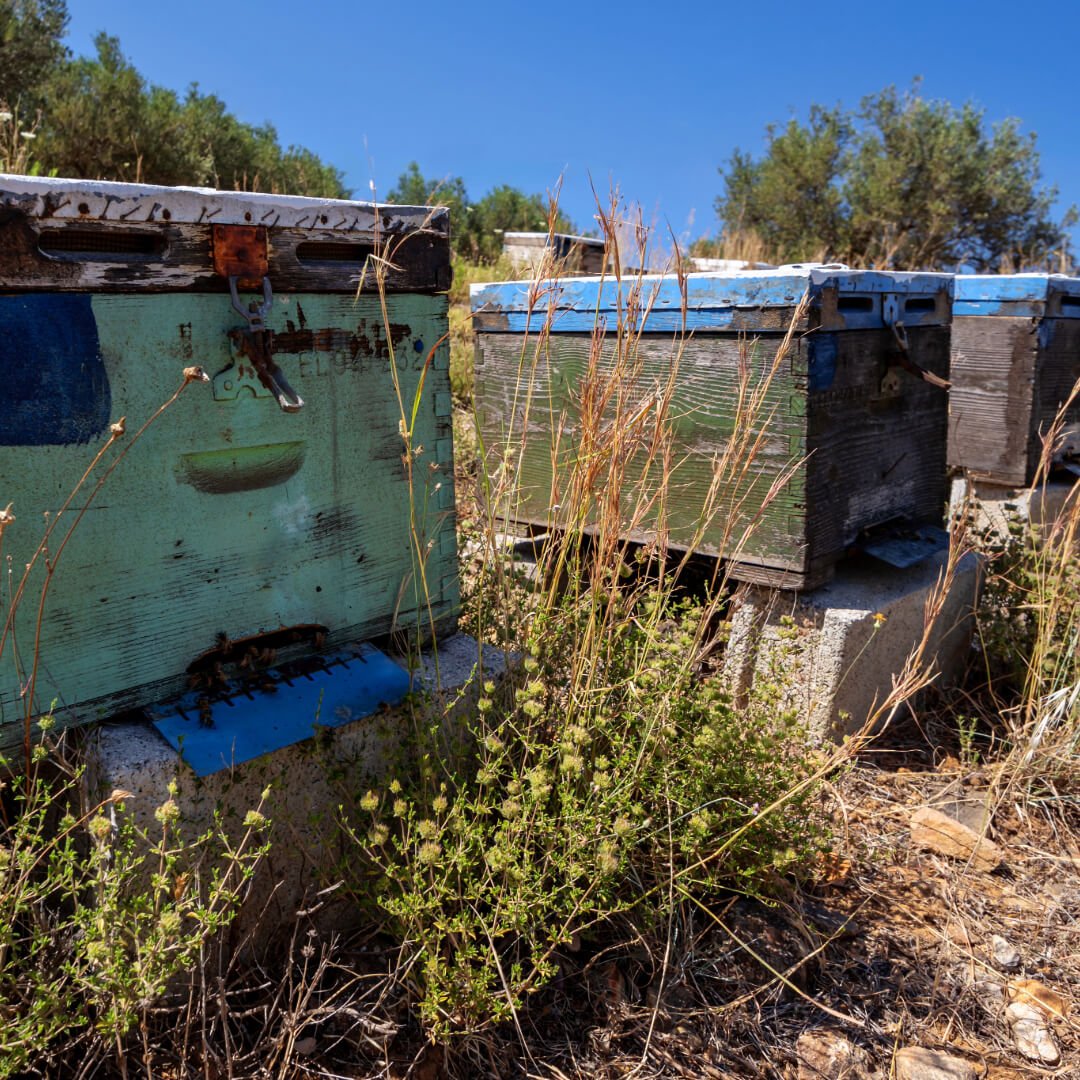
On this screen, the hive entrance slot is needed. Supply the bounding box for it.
[295,240,377,265]
[38,228,166,260]
[837,296,874,312]
[904,297,936,313]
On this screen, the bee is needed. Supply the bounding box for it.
[196,696,214,728]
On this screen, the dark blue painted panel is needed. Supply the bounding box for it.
[808,334,838,392]
[0,294,111,446]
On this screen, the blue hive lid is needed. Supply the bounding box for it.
[470,265,953,332]
[954,273,1080,317]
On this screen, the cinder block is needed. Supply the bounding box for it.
[949,475,1078,541]
[84,634,511,946]
[723,550,980,741]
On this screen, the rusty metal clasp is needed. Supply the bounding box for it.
[227,276,304,413]
[881,293,950,391]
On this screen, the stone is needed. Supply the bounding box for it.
[893,1047,978,1080]
[950,476,1078,548]
[795,1030,873,1080]
[1005,1001,1061,1065]
[909,807,1004,871]
[723,549,980,741]
[990,934,1021,972]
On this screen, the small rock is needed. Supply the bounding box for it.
[909,807,1004,871]
[796,1030,872,1079]
[293,1036,317,1056]
[1005,1001,1061,1065]
[893,1046,978,1080]
[991,934,1021,972]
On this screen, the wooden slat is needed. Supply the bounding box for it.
[0,175,450,293]
[948,316,1037,486]
[0,215,450,293]
[475,325,950,590]
[0,291,457,752]
[949,315,1080,486]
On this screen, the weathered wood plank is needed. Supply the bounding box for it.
[949,316,1037,486]
[474,323,950,590]
[0,173,447,233]
[470,268,952,334]
[0,175,450,293]
[0,291,457,753]
[949,276,1080,485]
[0,215,450,293]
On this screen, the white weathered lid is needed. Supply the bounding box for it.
[0,174,447,234]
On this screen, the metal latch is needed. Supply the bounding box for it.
[212,224,304,413]
[881,292,950,392]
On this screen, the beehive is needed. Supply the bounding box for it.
[472,267,953,589]
[950,274,1080,486]
[0,176,457,753]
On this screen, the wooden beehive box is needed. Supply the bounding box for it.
[0,176,457,753]
[950,274,1080,486]
[472,267,953,589]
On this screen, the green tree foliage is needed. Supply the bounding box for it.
[386,161,575,261]
[716,84,1075,271]
[0,0,68,109]
[35,33,347,196]
[0,2,346,198]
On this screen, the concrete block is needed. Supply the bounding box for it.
[949,476,1078,542]
[723,550,980,741]
[84,633,511,947]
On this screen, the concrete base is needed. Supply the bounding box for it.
[85,633,511,948]
[949,475,1078,542]
[723,549,980,741]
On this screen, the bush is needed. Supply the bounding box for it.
[0,737,269,1075]
[335,210,827,1038]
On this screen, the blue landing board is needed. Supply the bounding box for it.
[149,644,411,777]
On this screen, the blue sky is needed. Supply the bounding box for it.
[66,1,1080,248]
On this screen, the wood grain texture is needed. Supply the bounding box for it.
[0,215,450,293]
[470,270,953,334]
[0,292,457,752]
[950,315,1080,485]
[475,326,949,590]
[949,316,1037,485]
[0,174,447,233]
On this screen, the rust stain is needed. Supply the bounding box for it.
[273,319,410,360]
[0,208,80,284]
[211,224,268,283]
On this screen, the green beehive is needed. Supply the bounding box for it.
[471,267,953,590]
[0,176,457,755]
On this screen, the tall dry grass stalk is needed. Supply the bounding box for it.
[335,185,982,1040]
[985,379,1080,802]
